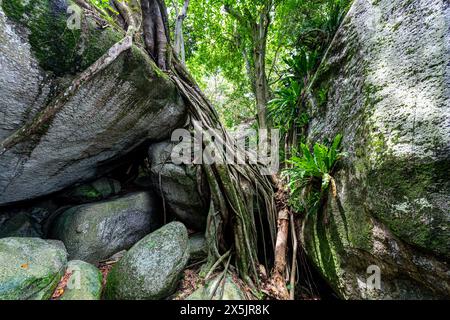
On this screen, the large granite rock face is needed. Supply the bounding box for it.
[50,192,161,264]
[104,222,190,300]
[148,141,210,230]
[0,0,186,205]
[302,0,450,299]
[0,237,67,300]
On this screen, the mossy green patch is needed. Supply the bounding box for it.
[367,158,450,258]
[2,0,122,76]
[3,0,82,75]
[303,204,342,294]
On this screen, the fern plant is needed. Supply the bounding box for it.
[268,78,302,135]
[283,134,345,214]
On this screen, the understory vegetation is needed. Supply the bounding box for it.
[1,0,351,300]
[284,134,345,216]
[162,0,352,299]
[2,0,448,302]
[80,0,352,299]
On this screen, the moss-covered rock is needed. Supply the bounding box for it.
[58,260,102,300]
[0,237,67,300]
[50,192,161,264]
[302,0,450,299]
[104,222,190,300]
[1,0,121,75]
[0,2,186,205]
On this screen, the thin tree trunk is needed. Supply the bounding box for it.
[253,33,269,129]
[173,0,189,64]
[224,3,272,129]
[265,208,290,299]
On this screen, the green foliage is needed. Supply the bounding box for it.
[167,0,352,129]
[285,0,351,51]
[283,134,345,213]
[268,49,319,134]
[284,49,320,81]
[269,79,300,119]
[89,0,112,10]
[316,86,329,107]
[266,0,351,161]
[202,73,255,128]
[89,0,111,9]
[268,78,308,136]
[88,0,119,26]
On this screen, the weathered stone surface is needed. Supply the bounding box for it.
[187,275,246,300]
[104,222,190,300]
[0,0,186,205]
[0,237,67,300]
[58,260,102,300]
[189,233,208,261]
[50,192,160,264]
[148,141,210,230]
[303,0,450,299]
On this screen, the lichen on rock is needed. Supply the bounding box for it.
[302,0,450,299]
[0,0,187,205]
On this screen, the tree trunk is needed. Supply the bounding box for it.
[224,3,272,129]
[141,0,170,69]
[174,0,189,64]
[253,28,269,129]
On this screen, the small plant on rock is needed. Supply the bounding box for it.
[283,134,345,216]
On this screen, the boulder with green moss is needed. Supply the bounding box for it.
[58,260,102,300]
[50,192,161,264]
[0,237,67,300]
[0,0,186,205]
[301,0,450,299]
[104,222,190,300]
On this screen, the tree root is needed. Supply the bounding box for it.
[208,254,232,300]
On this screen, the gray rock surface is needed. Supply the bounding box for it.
[148,141,210,230]
[189,233,208,261]
[50,192,160,264]
[302,0,450,299]
[58,260,102,300]
[0,237,67,300]
[104,222,190,300]
[0,0,186,205]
